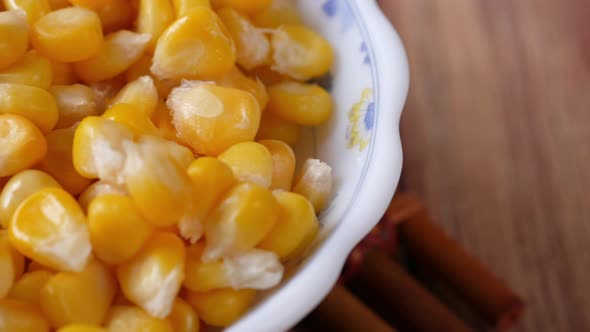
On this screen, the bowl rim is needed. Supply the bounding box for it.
[227,1,409,331]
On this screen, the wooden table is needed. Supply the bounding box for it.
[378,0,590,331]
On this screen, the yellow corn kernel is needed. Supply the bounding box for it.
[184,242,229,292]
[0,231,25,297]
[141,134,195,169]
[210,0,271,14]
[179,157,235,243]
[137,0,174,53]
[184,288,255,327]
[102,103,159,136]
[0,52,52,89]
[0,10,29,71]
[168,298,200,332]
[248,65,289,85]
[0,170,60,228]
[7,270,53,306]
[258,139,295,190]
[218,141,273,188]
[3,0,50,24]
[58,324,108,332]
[87,75,126,112]
[167,82,260,156]
[255,108,300,146]
[26,260,55,273]
[267,81,332,126]
[125,57,178,98]
[172,0,210,17]
[105,305,174,332]
[108,76,158,117]
[88,194,153,264]
[258,191,318,259]
[292,158,333,213]
[51,61,78,85]
[0,114,47,177]
[152,100,181,143]
[48,0,69,10]
[0,299,50,332]
[117,232,186,318]
[271,24,333,80]
[95,0,134,32]
[203,182,279,261]
[214,67,268,110]
[9,187,91,272]
[0,83,59,133]
[50,84,98,129]
[217,8,270,70]
[72,116,134,183]
[251,0,301,28]
[31,7,103,63]
[151,7,236,80]
[78,180,127,211]
[74,30,151,82]
[39,259,116,328]
[68,0,111,10]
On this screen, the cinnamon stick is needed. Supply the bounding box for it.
[399,211,525,331]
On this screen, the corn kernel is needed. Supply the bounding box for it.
[141,134,195,169]
[251,0,301,28]
[117,232,186,318]
[172,0,210,17]
[255,108,300,146]
[137,0,174,53]
[125,56,178,98]
[0,230,25,297]
[102,103,159,136]
[68,0,111,10]
[88,194,153,264]
[267,81,332,126]
[78,180,127,211]
[218,142,273,188]
[7,270,53,306]
[87,75,126,112]
[108,76,158,117]
[210,0,271,14]
[32,7,103,63]
[105,305,174,332]
[167,82,261,156]
[168,298,200,332]
[258,139,295,190]
[184,242,228,291]
[58,324,108,332]
[151,7,236,80]
[3,0,50,24]
[248,65,289,85]
[0,83,59,133]
[0,52,52,89]
[0,114,47,177]
[95,0,134,32]
[26,260,55,273]
[48,0,69,10]
[50,84,98,129]
[51,61,78,85]
[39,259,116,328]
[38,126,93,195]
[74,30,151,82]
[152,100,182,143]
[217,8,270,70]
[0,10,29,71]
[214,66,268,110]
[9,187,91,272]
[292,158,333,213]
[271,24,333,80]
[203,182,279,261]
[0,299,50,332]
[184,288,255,327]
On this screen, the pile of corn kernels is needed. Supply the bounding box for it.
[0,0,335,331]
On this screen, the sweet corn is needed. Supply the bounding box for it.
[167,82,261,156]
[7,270,53,306]
[258,139,295,190]
[50,84,99,128]
[258,191,318,259]
[31,7,104,63]
[172,0,210,17]
[125,56,178,98]
[203,182,279,261]
[58,325,108,332]
[184,242,230,291]
[0,52,53,89]
[167,298,200,332]
[48,0,69,10]
[117,232,186,318]
[292,158,333,213]
[3,0,50,24]
[87,75,126,112]
[271,24,333,80]
[88,194,153,264]
[0,231,25,297]
[38,126,93,195]
[0,299,50,332]
[2,232,25,279]
[0,170,61,228]
[74,30,151,82]
[151,100,181,143]
[217,8,270,70]
[137,0,175,53]
[102,103,159,136]
[184,288,256,327]
[78,180,127,211]
[248,65,289,85]
[139,134,195,169]
[267,81,332,126]
[210,0,271,14]
[0,10,29,71]
[255,109,300,146]
[0,114,47,177]
[95,0,134,32]
[26,260,55,273]
[218,142,273,188]
[0,83,59,133]
[105,305,174,332]
[251,0,302,28]
[108,76,158,117]
[9,187,91,272]
[39,259,116,328]
[51,61,78,85]
[68,0,111,10]
[215,66,268,110]
[151,7,236,80]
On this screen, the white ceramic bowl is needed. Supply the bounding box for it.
[228,1,409,331]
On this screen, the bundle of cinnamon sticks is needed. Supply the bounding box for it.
[294,193,524,332]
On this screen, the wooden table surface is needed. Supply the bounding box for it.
[378,0,590,331]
